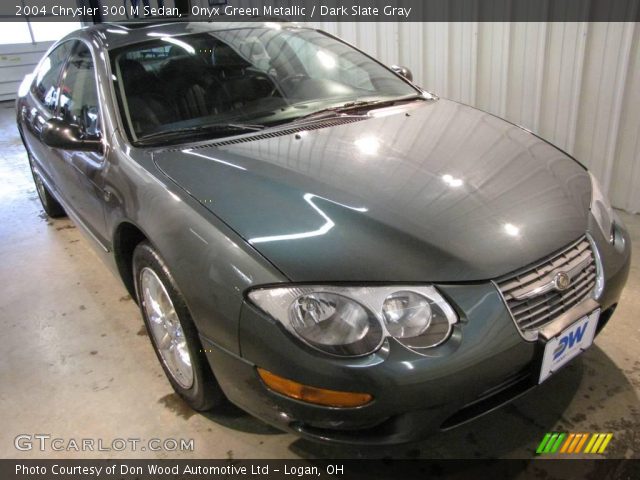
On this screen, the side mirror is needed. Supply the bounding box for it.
[41,118,102,153]
[391,65,413,82]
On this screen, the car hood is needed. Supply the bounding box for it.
[153,98,591,282]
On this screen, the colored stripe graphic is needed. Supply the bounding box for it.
[584,433,598,453]
[591,433,607,452]
[574,433,589,453]
[544,433,559,453]
[536,433,552,454]
[569,433,586,453]
[537,433,613,454]
[560,433,575,453]
[536,433,566,454]
[585,433,613,453]
[598,433,613,453]
[550,433,566,453]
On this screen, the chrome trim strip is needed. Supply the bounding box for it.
[586,232,605,300]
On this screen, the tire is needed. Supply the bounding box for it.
[133,241,224,411]
[28,154,66,218]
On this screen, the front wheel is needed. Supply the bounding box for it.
[133,241,224,411]
[28,154,66,218]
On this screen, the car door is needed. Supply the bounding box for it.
[53,40,109,248]
[19,41,74,190]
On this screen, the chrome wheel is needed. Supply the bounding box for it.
[140,267,194,389]
[34,174,47,205]
[30,161,47,204]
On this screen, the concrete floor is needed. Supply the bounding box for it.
[1,99,639,460]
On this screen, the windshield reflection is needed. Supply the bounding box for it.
[111,26,418,144]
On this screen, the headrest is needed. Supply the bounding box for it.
[119,59,155,95]
[211,43,249,68]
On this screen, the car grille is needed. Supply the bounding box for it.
[496,237,597,335]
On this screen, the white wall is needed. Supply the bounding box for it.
[0,42,52,102]
[0,21,80,102]
[309,22,640,214]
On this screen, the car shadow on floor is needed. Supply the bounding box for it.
[287,344,638,459]
[200,401,285,436]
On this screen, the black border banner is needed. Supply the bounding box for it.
[4,0,640,22]
[2,459,640,480]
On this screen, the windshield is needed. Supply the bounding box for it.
[110,26,418,145]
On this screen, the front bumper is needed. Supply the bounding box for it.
[201,221,630,445]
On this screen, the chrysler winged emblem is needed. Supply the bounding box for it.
[553,271,571,291]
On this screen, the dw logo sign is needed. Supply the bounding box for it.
[553,323,588,360]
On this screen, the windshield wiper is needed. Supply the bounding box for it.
[292,94,427,123]
[135,122,265,145]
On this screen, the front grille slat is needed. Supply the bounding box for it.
[503,249,593,302]
[497,237,597,335]
[518,276,594,330]
[509,265,596,315]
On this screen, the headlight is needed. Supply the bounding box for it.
[382,291,431,338]
[382,290,453,349]
[290,292,382,356]
[590,172,615,243]
[248,286,458,357]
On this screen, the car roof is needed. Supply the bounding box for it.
[83,21,307,50]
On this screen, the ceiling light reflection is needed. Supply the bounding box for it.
[402,361,415,370]
[354,136,380,156]
[249,194,368,244]
[182,149,246,170]
[504,223,520,236]
[442,174,463,187]
[161,37,195,54]
[316,50,336,69]
[18,73,34,97]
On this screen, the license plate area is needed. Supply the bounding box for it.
[538,309,600,384]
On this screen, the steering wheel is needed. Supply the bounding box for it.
[255,72,282,98]
[243,68,282,98]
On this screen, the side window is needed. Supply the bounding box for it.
[31,42,72,111]
[59,42,101,137]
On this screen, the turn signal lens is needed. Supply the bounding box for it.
[257,368,373,408]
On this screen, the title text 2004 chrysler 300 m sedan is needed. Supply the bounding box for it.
[17,22,630,444]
